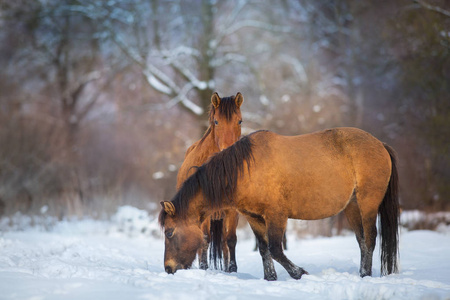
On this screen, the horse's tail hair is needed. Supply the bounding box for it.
[209,218,223,270]
[378,143,400,275]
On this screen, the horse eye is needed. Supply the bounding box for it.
[214,120,218,125]
[238,120,242,125]
[165,229,174,239]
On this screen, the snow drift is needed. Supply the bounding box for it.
[0,206,449,300]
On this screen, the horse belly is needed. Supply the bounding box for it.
[287,163,354,220]
[290,189,353,220]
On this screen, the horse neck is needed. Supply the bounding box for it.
[176,126,219,190]
[193,195,207,225]
[198,125,220,158]
[186,191,232,225]
[180,189,212,226]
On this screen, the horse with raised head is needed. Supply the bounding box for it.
[160,128,400,280]
[176,92,243,272]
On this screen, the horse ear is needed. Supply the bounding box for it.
[235,92,244,108]
[211,92,221,108]
[160,201,176,216]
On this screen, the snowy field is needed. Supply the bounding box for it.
[1,206,449,300]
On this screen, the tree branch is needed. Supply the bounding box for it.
[414,0,450,17]
[215,20,291,48]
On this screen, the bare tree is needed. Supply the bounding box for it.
[70,0,291,131]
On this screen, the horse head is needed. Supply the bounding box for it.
[159,201,204,274]
[210,92,243,151]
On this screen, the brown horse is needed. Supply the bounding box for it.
[160,128,400,280]
[176,92,243,272]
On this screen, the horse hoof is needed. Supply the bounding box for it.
[360,272,371,278]
[264,273,278,281]
[228,262,237,273]
[291,268,308,280]
[199,262,208,270]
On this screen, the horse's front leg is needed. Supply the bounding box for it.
[267,219,308,280]
[225,210,239,273]
[198,220,210,270]
[246,215,277,281]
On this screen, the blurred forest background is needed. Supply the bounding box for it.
[0,0,449,222]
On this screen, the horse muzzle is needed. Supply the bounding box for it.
[164,262,184,274]
[165,265,175,274]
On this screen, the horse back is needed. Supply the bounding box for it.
[237,128,391,220]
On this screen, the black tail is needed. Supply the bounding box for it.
[209,219,223,270]
[379,144,400,275]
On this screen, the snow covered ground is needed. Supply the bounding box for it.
[1,206,449,300]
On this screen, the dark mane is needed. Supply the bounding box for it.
[159,134,254,228]
[198,95,239,145]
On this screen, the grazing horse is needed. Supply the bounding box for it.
[176,92,243,272]
[160,128,400,280]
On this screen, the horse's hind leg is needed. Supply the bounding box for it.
[267,218,308,280]
[245,214,277,281]
[359,205,378,277]
[225,210,239,272]
[344,196,377,277]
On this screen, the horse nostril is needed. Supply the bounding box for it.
[165,266,173,274]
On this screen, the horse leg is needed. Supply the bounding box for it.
[198,220,210,270]
[344,199,366,276]
[359,207,378,277]
[344,196,377,277]
[222,224,230,272]
[253,223,285,251]
[225,210,238,272]
[267,218,308,280]
[245,214,277,281]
